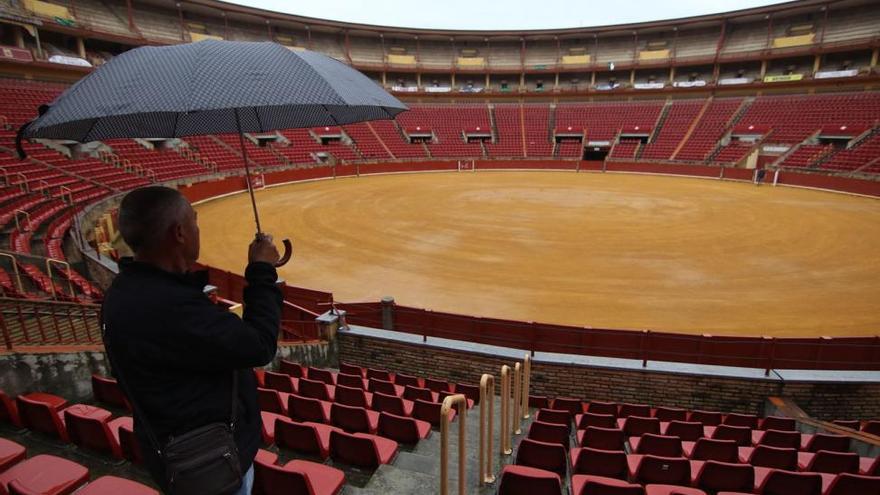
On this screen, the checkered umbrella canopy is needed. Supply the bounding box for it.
[17,40,406,145]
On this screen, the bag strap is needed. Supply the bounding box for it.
[101,310,240,457]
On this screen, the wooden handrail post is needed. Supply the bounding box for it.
[479,373,495,484]
[440,393,467,495]
[500,365,512,455]
[513,362,522,435]
[522,353,531,419]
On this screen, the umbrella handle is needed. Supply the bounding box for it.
[275,239,293,267]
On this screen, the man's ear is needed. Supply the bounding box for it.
[171,222,186,244]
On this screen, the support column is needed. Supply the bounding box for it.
[590,71,596,86]
[76,37,86,58]
[381,296,395,331]
[871,48,878,69]
[630,69,635,85]
[813,54,821,75]
[554,72,559,90]
[13,26,24,49]
[416,72,421,89]
[34,28,42,59]
[381,71,387,87]
[760,60,768,78]
[669,66,675,84]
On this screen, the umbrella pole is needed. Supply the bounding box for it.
[234,108,262,234]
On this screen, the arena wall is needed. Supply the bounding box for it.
[337,330,880,420]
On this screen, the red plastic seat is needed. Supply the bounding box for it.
[412,399,455,427]
[692,460,755,493]
[253,449,345,495]
[663,421,704,442]
[570,447,628,479]
[515,438,567,475]
[628,454,691,486]
[536,409,572,427]
[16,394,69,442]
[365,368,391,382]
[643,486,706,495]
[577,412,617,430]
[0,439,25,473]
[619,403,651,419]
[571,475,644,495]
[275,417,341,459]
[653,407,687,422]
[861,421,880,436]
[578,426,625,450]
[279,360,304,378]
[798,450,860,474]
[253,369,266,388]
[802,434,850,453]
[0,455,89,495]
[724,413,759,429]
[307,368,336,386]
[377,411,430,444]
[260,411,286,445]
[393,373,421,388]
[824,473,880,495]
[258,388,289,415]
[630,433,683,457]
[74,476,158,495]
[402,385,436,403]
[367,378,403,397]
[328,430,398,468]
[527,420,569,447]
[0,392,22,428]
[288,394,331,424]
[753,429,801,449]
[860,456,880,476]
[453,383,479,405]
[552,398,585,416]
[689,410,723,426]
[529,396,550,410]
[497,465,562,495]
[117,419,142,464]
[742,445,798,470]
[684,438,739,462]
[759,416,796,432]
[64,405,129,458]
[424,378,451,393]
[619,416,661,437]
[330,403,379,434]
[338,362,364,378]
[757,469,823,495]
[265,371,297,393]
[587,401,618,417]
[335,373,367,390]
[710,424,752,447]
[333,385,371,409]
[371,392,413,417]
[90,375,129,411]
[297,378,334,402]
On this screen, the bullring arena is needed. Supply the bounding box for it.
[2,0,880,493]
[196,170,880,337]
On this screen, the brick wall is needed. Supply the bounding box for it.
[338,332,880,419]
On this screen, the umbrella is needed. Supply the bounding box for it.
[16,40,408,266]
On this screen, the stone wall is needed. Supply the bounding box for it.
[337,331,880,420]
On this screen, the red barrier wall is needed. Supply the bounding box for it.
[777,171,880,197]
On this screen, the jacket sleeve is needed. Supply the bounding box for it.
[167,262,282,371]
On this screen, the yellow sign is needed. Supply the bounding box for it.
[457,57,485,67]
[763,74,804,83]
[772,33,814,48]
[639,49,669,61]
[190,32,223,42]
[387,54,416,65]
[23,0,73,20]
[561,54,590,65]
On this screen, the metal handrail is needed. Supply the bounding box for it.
[0,253,24,294]
[500,365,512,455]
[440,393,467,495]
[0,166,8,186]
[478,373,495,484]
[513,362,522,435]
[14,210,31,232]
[14,173,29,192]
[45,258,76,301]
[522,353,531,420]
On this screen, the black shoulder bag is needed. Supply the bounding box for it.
[103,323,243,495]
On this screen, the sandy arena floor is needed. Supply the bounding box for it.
[195,171,880,337]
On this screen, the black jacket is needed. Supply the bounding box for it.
[101,259,282,491]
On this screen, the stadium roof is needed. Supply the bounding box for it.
[228,0,793,31]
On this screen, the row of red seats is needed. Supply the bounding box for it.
[0,437,156,495]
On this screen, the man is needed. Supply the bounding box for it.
[102,186,282,495]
